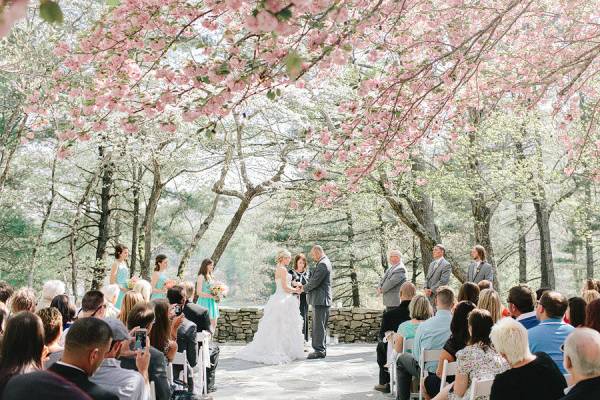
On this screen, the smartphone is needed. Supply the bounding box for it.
[134,329,147,350]
[173,304,182,316]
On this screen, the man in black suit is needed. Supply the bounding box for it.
[561,328,600,400]
[48,318,118,400]
[174,283,220,393]
[167,285,198,392]
[374,282,415,393]
[3,371,92,400]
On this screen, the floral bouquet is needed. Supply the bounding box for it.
[210,281,229,303]
[126,276,138,289]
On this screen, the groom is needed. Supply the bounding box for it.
[303,245,333,360]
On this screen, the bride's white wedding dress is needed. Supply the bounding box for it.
[235,272,305,364]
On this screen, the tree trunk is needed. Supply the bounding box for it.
[177,195,221,278]
[140,162,164,280]
[130,165,143,276]
[585,183,595,279]
[28,154,58,286]
[68,169,101,301]
[471,195,499,290]
[92,148,113,289]
[346,209,360,307]
[210,196,252,267]
[533,197,554,289]
[516,202,527,283]
[377,205,389,272]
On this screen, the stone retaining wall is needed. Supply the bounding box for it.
[214,306,383,343]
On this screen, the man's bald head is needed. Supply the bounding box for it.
[564,328,600,378]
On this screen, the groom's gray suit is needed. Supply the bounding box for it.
[304,255,333,354]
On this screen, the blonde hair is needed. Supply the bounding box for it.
[582,290,600,304]
[10,287,37,313]
[118,291,144,325]
[478,289,502,323]
[133,279,152,302]
[490,317,532,365]
[275,249,292,264]
[409,294,433,320]
[182,281,195,299]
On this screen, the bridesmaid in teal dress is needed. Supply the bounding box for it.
[109,244,130,310]
[196,258,219,331]
[151,254,169,300]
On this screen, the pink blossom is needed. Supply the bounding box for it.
[415,178,428,186]
[298,159,310,172]
[313,167,327,181]
[320,130,330,145]
[289,199,299,210]
[256,11,278,32]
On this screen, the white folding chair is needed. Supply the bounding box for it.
[440,360,458,390]
[196,330,211,395]
[469,378,494,400]
[386,334,398,397]
[167,350,188,386]
[419,349,442,400]
[149,381,156,400]
[402,338,415,354]
[390,337,416,397]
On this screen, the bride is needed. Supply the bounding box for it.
[235,249,306,364]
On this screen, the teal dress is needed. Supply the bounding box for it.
[115,262,129,309]
[197,279,220,319]
[151,273,167,300]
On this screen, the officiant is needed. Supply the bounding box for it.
[289,253,310,341]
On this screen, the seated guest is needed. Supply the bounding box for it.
[528,291,574,373]
[121,303,171,400]
[49,318,118,400]
[90,318,150,400]
[149,299,181,363]
[581,289,600,305]
[37,307,64,368]
[51,294,76,330]
[9,287,37,313]
[166,286,200,392]
[61,291,107,345]
[38,280,66,310]
[585,299,600,333]
[374,282,416,393]
[0,312,45,394]
[490,317,566,400]
[132,280,152,302]
[393,294,433,354]
[457,282,480,305]
[434,309,508,400]
[395,287,454,400]
[566,297,586,327]
[561,328,600,399]
[477,280,492,291]
[0,281,14,304]
[118,292,144,326]
[3,370,91,400]
[507,285,539,329]
[478,289,502,323]
[424,301,476,399]
[101,285,121,319]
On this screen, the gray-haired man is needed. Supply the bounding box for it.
[303,245,333,360]
[377,250,407,311]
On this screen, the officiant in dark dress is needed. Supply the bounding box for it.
[289,253,310,341]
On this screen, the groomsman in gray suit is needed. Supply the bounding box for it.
[377,250,407,311]
[425,244,451,302]
[466,245,493,284]
[303,245,333,359]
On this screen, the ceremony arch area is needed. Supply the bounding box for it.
[2,1,600,399]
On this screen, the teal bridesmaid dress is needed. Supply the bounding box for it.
[115,262,129,309]
[196,279,220,319]
[151,273,167,300]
